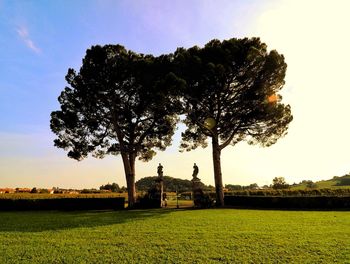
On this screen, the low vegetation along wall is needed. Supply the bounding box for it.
[224,188,350,196]
[0,197,125,211]
[224,196,350,209]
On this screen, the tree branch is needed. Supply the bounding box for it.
[219,121,243,150]
[136,119,156,147]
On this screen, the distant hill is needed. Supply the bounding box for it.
[136,176,213,193]
[291,174,350,190]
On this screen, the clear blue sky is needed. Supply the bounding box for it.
[0,0,264,133]
[1,0,350,189]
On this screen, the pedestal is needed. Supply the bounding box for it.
[192,177,204,208]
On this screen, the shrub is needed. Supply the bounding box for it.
[135,183,162,209]
[337,178,350,186]
[306,180,318,189]
[224,196,350,209]
[272,177,290,190]
[0,197,125,211]
[30,187,38,194]
[224,189,350,197]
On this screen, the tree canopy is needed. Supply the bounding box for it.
[50,45,182,207]
[99,182,121,192]
[51,37,292,208]
[272,177,290,190]
[173,37,293,206]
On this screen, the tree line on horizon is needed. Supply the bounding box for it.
[2,174,349,196]
[50,37,293,207]
[100,174,350,195]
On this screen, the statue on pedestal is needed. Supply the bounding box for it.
[192,163,199,179]
[156,163,164,207]
[157,163,163,178]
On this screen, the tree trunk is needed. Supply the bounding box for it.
[212,136,224,207]
[121,153,136,208]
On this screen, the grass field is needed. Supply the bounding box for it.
[0,209,349,263]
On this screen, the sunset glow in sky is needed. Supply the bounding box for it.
[1,0,350,188]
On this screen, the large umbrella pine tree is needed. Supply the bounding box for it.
[174,38,293,206]
[50,45,182,207]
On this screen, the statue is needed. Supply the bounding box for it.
[157,163,164,207]
[192,163,199,179]
[191,162,209,208]
[157,163,163,178]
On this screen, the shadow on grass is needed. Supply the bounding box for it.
[0,208,177,233]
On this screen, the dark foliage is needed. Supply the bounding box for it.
[175,38,292,150]
[173,37,293,206]
[100,183,120,192]
[50,45,183,207]
[30,187,38,194]
[225,183,259,190]
[224,188,350,196]
[337,177,350,186]
[50,38,293,208]
[0,197,125,211]
[225,184,244,190]
[224,196,350,209]
[272,177,290,190]
[135,182,162,209]
[136,176,207,192]
[304,180,318,189]
[193,188,215,208]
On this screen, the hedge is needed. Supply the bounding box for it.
[0,197,125,211]
[135,196,161,209]
[224,196,350,209]
[224,188,350,196]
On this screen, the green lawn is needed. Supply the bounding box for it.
[0,209,349,263]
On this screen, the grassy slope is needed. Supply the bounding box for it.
[0,209,349,263]
[291,175,350,190]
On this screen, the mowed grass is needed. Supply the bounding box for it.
[0,209,349,263]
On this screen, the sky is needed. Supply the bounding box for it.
[1,0,350,189]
